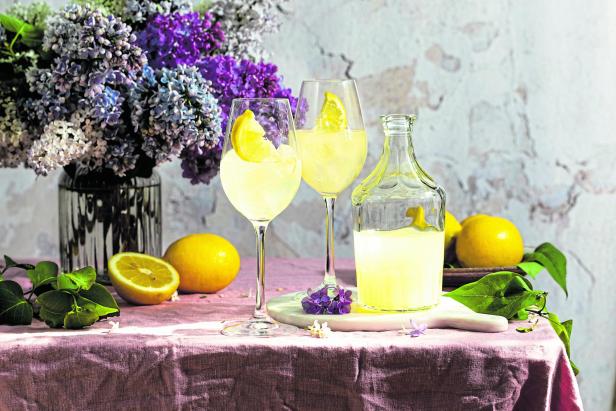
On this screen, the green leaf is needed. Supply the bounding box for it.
[36,290,73,328]
[3,255,35,272]
[517,261,544,278]
[57,267,96,291]
[27,261,58,292]
[64,308,98,329]
[445,271,546,319]
[38,306,66,328]
[37,290,73,312]
[0,14,32,35]
[79,283,120,316]
[545,312,578,375]
[514,309,529,320]
[4,255,17,268]
[20,27,43,47]
[524,243,568,296]
[516,325,534,333]
[76,296,118,318]
[0,280,32,325]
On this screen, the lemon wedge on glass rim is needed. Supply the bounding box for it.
[108,252,180,305]
[316,91,348,131]
[230,109,276,162]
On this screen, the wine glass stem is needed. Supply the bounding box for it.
[253,223,268,319]
[323,196,336,286]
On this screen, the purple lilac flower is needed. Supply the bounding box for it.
[137,12,224,70]
[180,55,296,184]
[180,140,222,185]
[302,286,352,315]
[198,55,297,130]
[408,320,427,338]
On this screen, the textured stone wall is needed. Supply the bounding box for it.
[1,0,615,408]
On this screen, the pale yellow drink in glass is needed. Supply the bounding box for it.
[296,129,367,196]
[220,144,301,222]
[354,226,444,311]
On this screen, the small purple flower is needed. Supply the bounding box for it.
[301,286,352,315]
[408,319,427,338]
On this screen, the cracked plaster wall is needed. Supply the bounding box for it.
[1,0,616,408]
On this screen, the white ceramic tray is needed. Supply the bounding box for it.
[267,288,508,332]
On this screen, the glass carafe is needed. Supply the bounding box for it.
[351,114,446,311]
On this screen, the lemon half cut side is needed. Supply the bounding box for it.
[108,252,180,305]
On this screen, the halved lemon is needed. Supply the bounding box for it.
[230,109,275,162]
[316,91,347,131]
[108,252,180,305]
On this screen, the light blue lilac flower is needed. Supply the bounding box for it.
[208,0,289,61]
[43,4,146,85]
[24,4,146,176]
[137,12,224,69]
[91,87,124,126]
[129,65,222,165]
[123,0,191,25]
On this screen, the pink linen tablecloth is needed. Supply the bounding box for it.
[0,258,582,411]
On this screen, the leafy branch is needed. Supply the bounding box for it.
[0,14,43,57]
[0,256,120,329]
[445,243,578,374]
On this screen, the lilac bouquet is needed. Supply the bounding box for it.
[0,0,294,183]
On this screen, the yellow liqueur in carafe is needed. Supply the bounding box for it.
[352,114,446,311]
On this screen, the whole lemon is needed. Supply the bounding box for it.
[444,211,462,249]
[455,216,524,267]
[163,233,240,293]
[461,213,489,227]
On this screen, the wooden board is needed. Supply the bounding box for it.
[267,288,508,333]
[443,266,524,287]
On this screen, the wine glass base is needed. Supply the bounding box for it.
[221,317,299,337]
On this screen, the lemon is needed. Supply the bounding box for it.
[461,213,489,227]
[108,252,180,305]
[444,211,462,249]
[163,233,240,293]
[455,216,524,268]
[231,109,275,162]
[316,91,347,131]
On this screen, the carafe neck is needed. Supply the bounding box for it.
[381,114,417,173]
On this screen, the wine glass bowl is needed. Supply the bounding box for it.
[294,79,367,290]
[219,98,301,336]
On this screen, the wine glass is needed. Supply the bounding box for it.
[294,79,367,292]
[219,98,302,336]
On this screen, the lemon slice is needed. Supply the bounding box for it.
[405,206,429,230]
[108,252,180,305]
[316,91,348,131]
[230,109,276,162]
